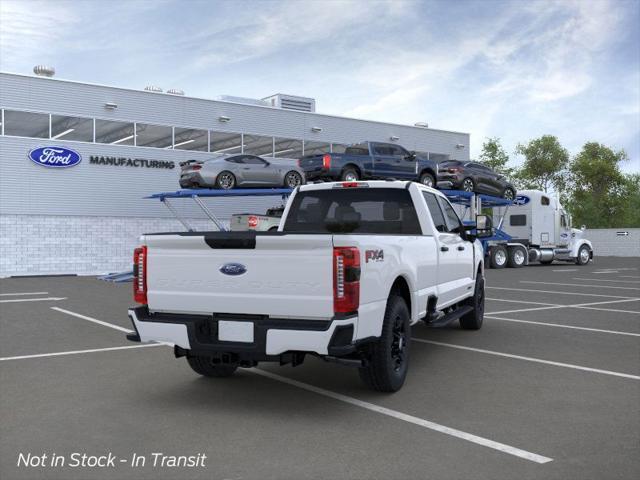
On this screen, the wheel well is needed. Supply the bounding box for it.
[390,276,411,317]
[419,168,436,179]
[342,164,361,176]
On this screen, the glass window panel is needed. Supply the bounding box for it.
[135,123,172,148]
[244,134,274,156]
[51,115,93,142]
[4,110,49,138]
[273,137,303,159]
[173,127,208,151]
[210,131,243,154]
[95,119,135,145]
[303,141,331,156]
[331,144,347,154]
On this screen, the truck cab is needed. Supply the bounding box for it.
[496,190,593,265]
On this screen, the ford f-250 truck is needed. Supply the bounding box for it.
[299,142,439,187]
[127,181,489,391]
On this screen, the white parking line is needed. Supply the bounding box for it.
[521,281,640,291]
[487,286,637,299]
[487,298,558,306]
[51,307,133,333]
[0,344,163,362]
[572,278,640,284]
[486,297,640,316]
[486,315,640,337]
[412,339,640,380]
[486,305,565,315]
[552,269,578,272]
[250,368,553,464]
[0,291,49,296]
[0,297,66,303]
[620,275,640,279]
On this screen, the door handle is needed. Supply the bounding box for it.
[457,246,465,251]
[441,246,449,252]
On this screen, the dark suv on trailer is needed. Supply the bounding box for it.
[437,160,516,199]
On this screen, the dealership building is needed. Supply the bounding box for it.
[0,69,470,277]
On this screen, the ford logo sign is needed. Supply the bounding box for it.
[28,146,82,168]
[514,195,530,206]
[219,263,247,276]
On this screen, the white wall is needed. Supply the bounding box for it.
[586,228,640,258]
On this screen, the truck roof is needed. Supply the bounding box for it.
[298,180,446,197]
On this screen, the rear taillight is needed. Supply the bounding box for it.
[322,154,331,169]
[448,167,460,173]
[133,246,147,304]
[192,165,202,171]
[333,247,360,314]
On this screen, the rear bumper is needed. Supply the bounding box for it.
[303,167,340,181]
[127,306,362,360]
[179,172,209,188]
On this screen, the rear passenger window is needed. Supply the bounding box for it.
[510,215,527,226]
[422,192,447,233]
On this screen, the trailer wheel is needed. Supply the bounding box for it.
[187,355,238,377]
[489,245,508,269]
[576,245,591,265]
[507,246,526,268]
[358,295,410,392]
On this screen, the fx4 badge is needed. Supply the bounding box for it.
[365,249,384,263]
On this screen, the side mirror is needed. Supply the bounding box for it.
[473,214,493,238]
[405,151,416,161]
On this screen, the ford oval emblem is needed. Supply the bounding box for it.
[219,263,247,276]
[514,195,530,206]
[28,146,82,168]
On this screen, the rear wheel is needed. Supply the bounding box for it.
[460,275,484,330]
[419,172,435,188]
[507,246,526,268]
[284,171,303,188]
[187,355,238,377]
[216,171,236,190]
[341,168,359,182]
[358,295,410,392]
[490,245,508,269]
[576,245,591,265]
[462,177,475,192]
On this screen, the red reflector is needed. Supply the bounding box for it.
[333,247,360,314]
[248,215,258,228]
[322,154,331,169]
[133,246,147,305]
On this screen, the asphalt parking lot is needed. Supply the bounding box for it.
[1,257,639,480]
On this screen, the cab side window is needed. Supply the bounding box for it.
[437,197,464,234]
[422,192,448,233]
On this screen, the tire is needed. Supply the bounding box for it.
[340,167,359,182]
[576,245,591,265]
[461,177,475,192]
[503,187,515,201]
[507,246,526,268]
[284,171,303,188]
[358,295,410,392]
[460,275,484,330]
[216,171,236,190]
[419,172,435,188]
[489,245,508,269]
[187,355,238,377]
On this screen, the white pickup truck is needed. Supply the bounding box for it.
[127,181,489,391]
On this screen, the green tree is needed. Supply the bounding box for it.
[479,137,513,176]
[566,142,635,228]
[515,135,569,193]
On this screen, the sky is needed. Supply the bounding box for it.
[1,0,638,172]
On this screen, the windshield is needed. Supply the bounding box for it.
[283,188,421,234]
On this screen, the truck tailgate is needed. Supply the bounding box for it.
[144,233,334,318]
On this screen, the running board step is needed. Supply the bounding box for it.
[425,305,474,327]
